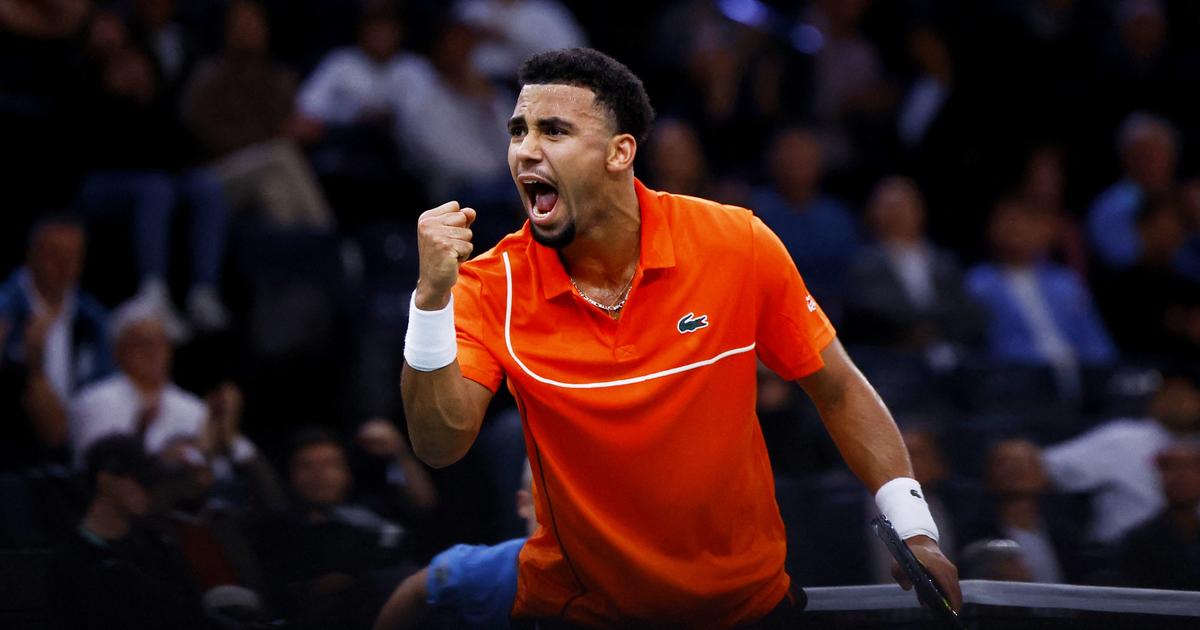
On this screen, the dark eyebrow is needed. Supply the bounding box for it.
[507,115,526,133]
[536,117,576,133]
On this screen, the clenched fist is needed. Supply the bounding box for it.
[415,201,477,310]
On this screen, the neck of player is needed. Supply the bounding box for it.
[560,180,641,301]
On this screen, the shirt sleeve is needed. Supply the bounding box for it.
[1042,427,1110,492]
[752,215,837,380]
[452,265,505,392]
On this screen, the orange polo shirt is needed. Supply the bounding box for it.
[452,179,836,628]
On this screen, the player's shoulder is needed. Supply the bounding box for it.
[656,189,755,223]
[653,189,759,249]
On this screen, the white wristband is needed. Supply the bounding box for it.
[404,293,457,371]
[875,477,940,542]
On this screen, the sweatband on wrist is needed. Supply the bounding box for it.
[875,477,940,542]
[404,293,457,372]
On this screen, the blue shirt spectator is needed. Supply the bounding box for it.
[968,199,1116,368]
[1086,112,1184,274]
[753,127,860,319]
[0,218,113,471]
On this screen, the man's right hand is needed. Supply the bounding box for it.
[415,201,477,310]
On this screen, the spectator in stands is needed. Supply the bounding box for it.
[1119,439,1200,590]
[1042,366,1200,544]
[0,0,90,39]
[349,417,438,523]
[76,10,232,336]
[843,176,982,355]
[388,16,512,204]
[0,217,112,471]
[803,0,894,170]
[183,0,333,230]
[1095,192,1200,356]
[752,127,860,321]
[966,197,1116,373]
[69,297,207,467]
[1019,145,1089,276]
[127,0,198,92]
[963,439,1080,583]
[373,463,534,630]
[455,0,587,82]
[296,2,418,129]
[643,117,726,202]
[51,435,207,630]
[896,26,953,151]
[1087,112,1180,271]
[256,428,418,628]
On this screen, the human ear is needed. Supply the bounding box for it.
[606,134,637,172]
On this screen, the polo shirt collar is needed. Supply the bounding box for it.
[534,178,676,301]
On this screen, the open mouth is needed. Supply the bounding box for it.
[519,176,559,224]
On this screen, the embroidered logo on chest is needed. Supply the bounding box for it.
[677,312,709,334]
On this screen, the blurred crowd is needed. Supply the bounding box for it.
[2,0,1200,628]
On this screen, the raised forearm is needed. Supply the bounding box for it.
[400,362,485,468]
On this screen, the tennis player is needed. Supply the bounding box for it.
[401,47,960,628]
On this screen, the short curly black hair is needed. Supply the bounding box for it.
[518,48,655,145]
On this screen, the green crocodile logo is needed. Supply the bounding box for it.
[677,312,709,334]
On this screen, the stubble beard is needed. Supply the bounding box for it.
[530,216,577,250]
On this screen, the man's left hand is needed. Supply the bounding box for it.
[891,534,962,612]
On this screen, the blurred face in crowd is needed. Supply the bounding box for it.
[508,83,630,249]
[98,471,152,519]
[1138,197,1187,266]
[1151,376,1200,433]
[986,439,1048,498]
[1156,443,1200,509]
[1022,147,1065,210]
[359,15,401,63]
[225,0,269,55]
[866,176,926,245]
[432,22,478,76]
[103,47,158,103]
[988,200,1054,267]
[768,128,824,205]
[909,28,951,79]
[1119,0,1167,61]
[903,428,947,487]
[1123,120,1177,193]
[156,438,214,509]
[116,319,173,389]
[134,0,176,29]
[291,442,352,507]
[27,222,85,305]
[649,119,706,197]
[819,0,872,35]
[87,9,129,62]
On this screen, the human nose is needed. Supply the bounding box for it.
[514,131,542,164]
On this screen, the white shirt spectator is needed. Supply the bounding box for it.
[70,373,207,467]
[298,48,428,125]
[456,0,587,80]
[1042,418,1176,543]
[388,59,511,199]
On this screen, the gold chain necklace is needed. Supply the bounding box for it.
[568,273,635,313]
